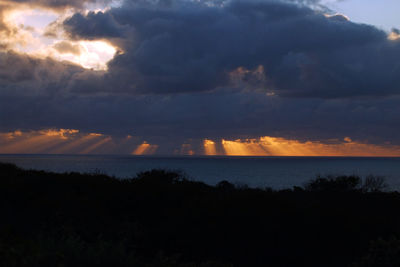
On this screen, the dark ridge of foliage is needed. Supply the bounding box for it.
[305,175,388,193]
[0,162,399,267]
[304,175,362,192]
[352,236,400,267]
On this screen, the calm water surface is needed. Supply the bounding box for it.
[1,154,400,189]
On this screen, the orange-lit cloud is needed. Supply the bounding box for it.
[229,65,269,92]
[5,130,23,140]
[39,128,79,139]
[324,13,350,21]
[230,65,265,83]
[388,30,400,41]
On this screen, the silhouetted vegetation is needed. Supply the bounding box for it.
[304,174,388,193]
[0,162,399,266]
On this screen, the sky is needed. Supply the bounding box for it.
[324,0,400,31]
[1,0,400,156]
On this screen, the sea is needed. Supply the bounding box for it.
[1,154,400,190]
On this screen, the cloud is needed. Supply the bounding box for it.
[3,0,110,10]
[59,0,400,98]
[0,50,92,95]
[64,11,126,40]
[2,71,400,146]
[52,41,83,55]
[2,0,400,152]
[0,0,111,49]
[0,2,22,49]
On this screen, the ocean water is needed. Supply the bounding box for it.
[1,154,400,190]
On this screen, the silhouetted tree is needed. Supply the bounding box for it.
[304,175,361,192]
[362,175,387,193]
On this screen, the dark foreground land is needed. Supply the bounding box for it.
[0,162,400,267]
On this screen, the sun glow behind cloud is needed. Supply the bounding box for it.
[2,5,117,70]
[50,40,117,70]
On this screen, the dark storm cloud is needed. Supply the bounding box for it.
[0,51,399,145]
[2,85,400,145]
[64,12,126,40]
[0,51,91,94]
[393,28,400,35]
[2,0,400,148]
[61,0,398,98]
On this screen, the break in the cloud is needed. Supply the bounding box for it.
[1,0,400,155]
[0,0,103,47]
[0,1,117,72]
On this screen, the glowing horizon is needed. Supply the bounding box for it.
[1,129,400,157]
